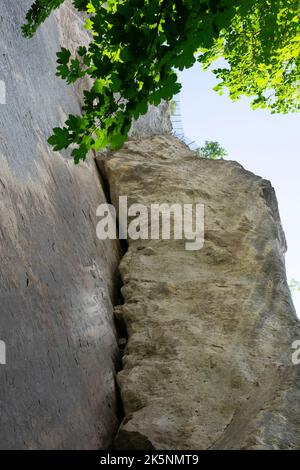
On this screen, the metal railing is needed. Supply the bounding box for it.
[170,94,198,151]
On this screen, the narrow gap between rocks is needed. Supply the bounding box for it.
[94,156,128,447]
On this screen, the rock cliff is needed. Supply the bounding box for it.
[0,0,120,449]
[1,0,299,451]
[101,135,300,450]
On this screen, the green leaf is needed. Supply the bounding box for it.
[133,100,148,119]
[48,127,70,151]
[77,46,87,57]
[71,144,89,163]
[57,47,71,65]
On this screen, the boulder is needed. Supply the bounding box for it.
[102,135,300,450]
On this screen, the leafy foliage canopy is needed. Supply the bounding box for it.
[290,279,300,292]
[196,141,228,160]
[23,0,300,163]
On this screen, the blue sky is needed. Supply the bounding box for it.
[180,63,300,315]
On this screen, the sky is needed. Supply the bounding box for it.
[180,62,300,315]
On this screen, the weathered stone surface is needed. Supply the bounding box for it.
[129,101,172,138]
[102,135,300,450]
[0,1,120,449]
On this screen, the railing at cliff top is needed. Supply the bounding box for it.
[170,94,199,152]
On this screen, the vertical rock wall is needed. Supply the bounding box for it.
[0,1,120,449]
[102,135,300,450]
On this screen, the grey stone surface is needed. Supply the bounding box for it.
[0,0,120,449]
[102,135,300,450]
[129,101,172,138]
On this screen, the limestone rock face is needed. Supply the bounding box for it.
[129,101,172,138]
[102,135,300,450]
[0,1,120,449]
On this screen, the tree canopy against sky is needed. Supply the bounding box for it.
[197,141,228,160]
[23,0,300,163]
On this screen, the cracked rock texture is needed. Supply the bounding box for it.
[0,0,120,449]
[102,135,300,450]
